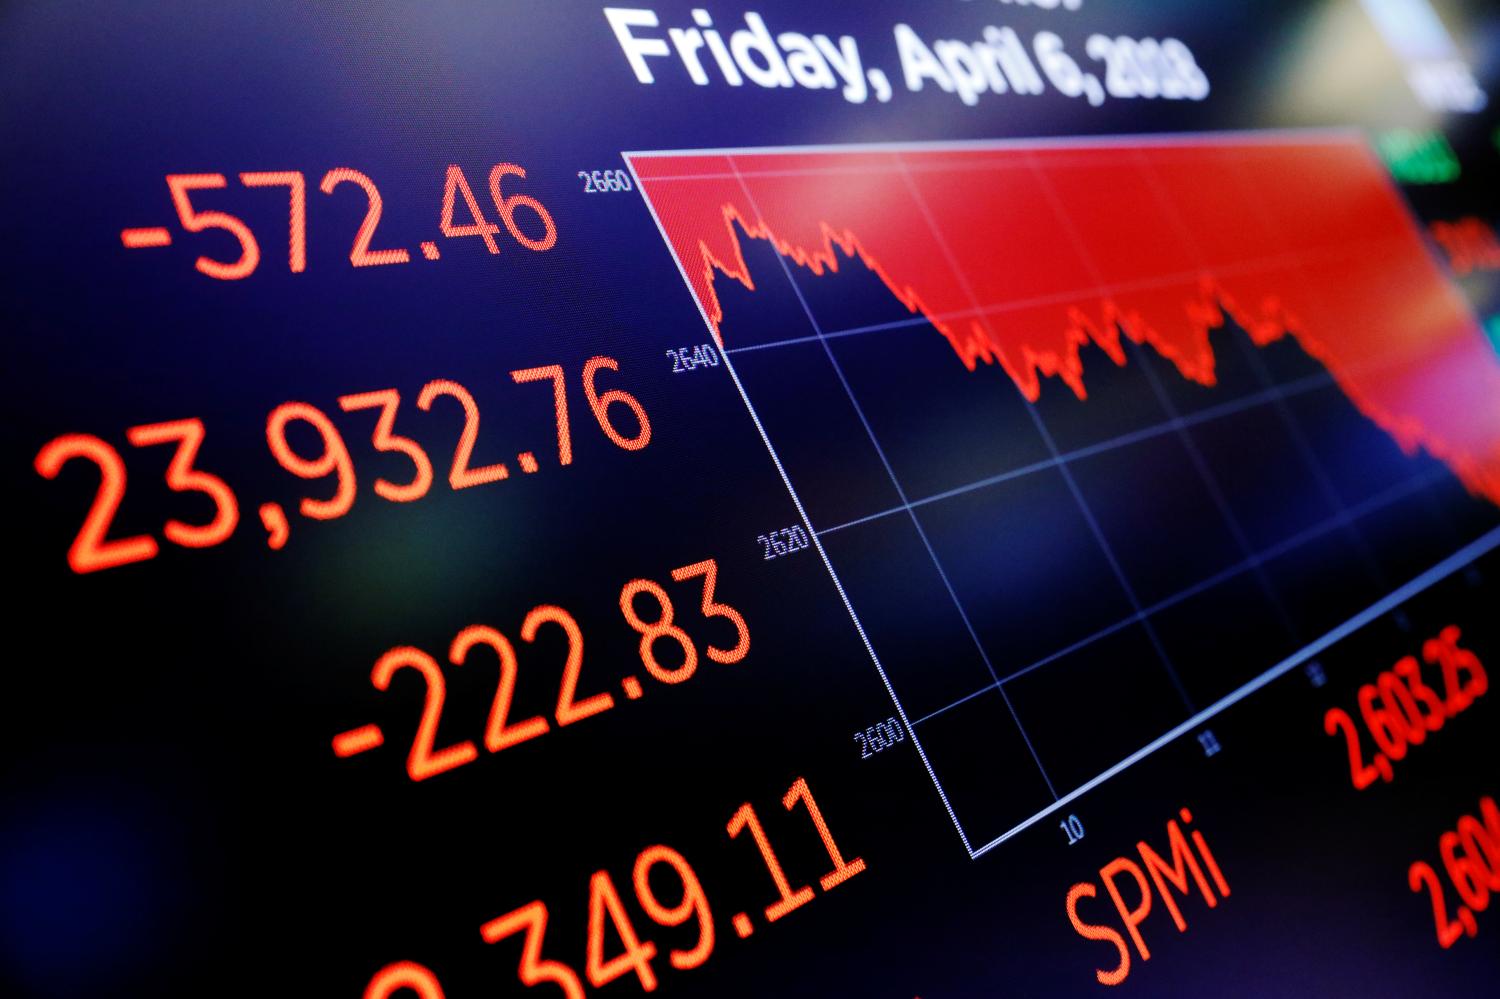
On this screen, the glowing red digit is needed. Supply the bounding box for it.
[480,901,585,999]
[1458,815,1500,890]
[510,365,572,466]
[320,168,409,266]
[363,961,445,999]
[1442,830,1491,911]
[620,579,697,684]
[1462,801,1500,890]
[1409,860,1473,947]
[265,402,357,519]
[416,379,509,487]
[166,174,260,280]
[671,559,749,664]
[1323,708,1384,790]
[632,845,715,971]
[1423,627,1481,715]
[1394,655,1446,732]
[239,171,306,273]
[1426,626,1488,709]
[783,777,866,891]
[34,434,158,573]
[521,605,614,726]
[583,356,651,451]
[1358,683,1407,761]
[126,418,239,548]
[489,163,557,251]
[439,165,501,254]
[337,389,433,502]
[727,802,813,922]
[371,647,477,781]
[587,870,658,991]
[450,625,549,753]
[1376,671,1426,746]
[1483,797,1500,845]
[1469,802,1500,909]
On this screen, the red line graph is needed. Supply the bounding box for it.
[628,138,1500,507]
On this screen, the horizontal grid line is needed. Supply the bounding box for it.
[913,464,1450,728]
[622,127,1366,163]
[636,146,1374,183]
[631,160,1075,182]
[970,521,1500,856]
[622,151,983,852]
[626,132,1481,864]
[818,368,1336,538]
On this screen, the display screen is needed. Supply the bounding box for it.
[4,2,1500,996]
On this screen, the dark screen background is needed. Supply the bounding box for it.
[1,2,1498,997]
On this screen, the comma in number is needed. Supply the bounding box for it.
[259,502,289,550]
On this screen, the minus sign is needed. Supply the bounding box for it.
[333,723,384,757]
[121,227,172,248]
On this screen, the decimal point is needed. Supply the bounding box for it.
[517,452,540,474]
[622,676,644,700]
[420,241,441,261]
[732,912,754,938]
[259,502,290,550]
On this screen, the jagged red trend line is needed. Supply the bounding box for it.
[629,139,1500,506]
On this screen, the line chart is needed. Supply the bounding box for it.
[625,134,1500,853]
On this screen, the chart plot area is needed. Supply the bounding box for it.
[626,136,1500,851]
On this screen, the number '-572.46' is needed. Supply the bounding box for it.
[120,163,555,279]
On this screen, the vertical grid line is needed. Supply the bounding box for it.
[622,154,979,856]
[1217,155,1391,586]
[897,153,1197,713]
[1126,154,1303,626]
[626,135,1500,857]
[725,154,1061,801]
[1097,150,1304,640]
[1124,336,1303,640]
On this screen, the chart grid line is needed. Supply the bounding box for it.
[1028,156,1294,638]
[622,125,1366,162]
[622,152,980,856]
[624,134,1500,861]
[898,152,1196,712]
[915,464,1450,728]
[720,237,1414,358]
[815,369,1337,537]
[1126,152,1302,637]
[970,523,1500,855]
[725,154,1061,802]
[1222,157,1396,589]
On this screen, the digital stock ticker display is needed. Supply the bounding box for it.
[4,1,1500,996]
